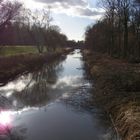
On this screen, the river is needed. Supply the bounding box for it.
[0,50,117,140]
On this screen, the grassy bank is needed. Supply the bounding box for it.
[0,46,67,56]
[0,46,38,56]
[0,48,72,86]
[83,50,140,140]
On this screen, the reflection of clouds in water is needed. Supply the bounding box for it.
[0,107,39,127]
[0,74,34,97]
[0,81,25,91]
[60,50,83,77]
[14,106,39,115]
[62,93,70,99]
[4,91,13,98]
[52,76,83,89]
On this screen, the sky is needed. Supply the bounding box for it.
[19,0,104,41]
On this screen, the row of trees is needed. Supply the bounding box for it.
[0,0,68,53]
[85,0,140,59]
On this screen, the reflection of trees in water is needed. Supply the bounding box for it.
[82,60,93,81]
[0,95,13,110]
[13,57,65,107]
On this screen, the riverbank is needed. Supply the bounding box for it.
[0,46,38,56]
[83,50,140,140]
[0,48,72,86]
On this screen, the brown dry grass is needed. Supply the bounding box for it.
[83,50,140,140]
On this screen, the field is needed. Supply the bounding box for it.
[0,46,38,56]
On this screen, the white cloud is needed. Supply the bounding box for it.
[75,7,103,17]
[31,0,104,20]
[35,0,87,7]
[19,0,44,10]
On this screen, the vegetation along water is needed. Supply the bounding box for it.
[0,0,140,139]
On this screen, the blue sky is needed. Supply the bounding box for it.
[52,13,95,41]
[21,0,104,41]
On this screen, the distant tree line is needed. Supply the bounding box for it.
[0,0,68,53]
[66,40,84,48]
[85,0,140,60]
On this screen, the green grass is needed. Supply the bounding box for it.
[0,46,38,56]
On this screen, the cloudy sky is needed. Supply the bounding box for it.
[20,0,104,41]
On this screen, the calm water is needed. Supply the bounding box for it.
[0,50,117,140]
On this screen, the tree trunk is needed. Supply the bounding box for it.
[123,9,129,58]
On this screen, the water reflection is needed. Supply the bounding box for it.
[0,125,26,140]
[0,110,27,140]
[12,57,64,108]
[0,50,118,140]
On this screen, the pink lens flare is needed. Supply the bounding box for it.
[0,111,13,135]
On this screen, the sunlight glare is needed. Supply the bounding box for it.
[0,111,12,126]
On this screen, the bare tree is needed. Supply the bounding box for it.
[120,0,131,57]
[31,9,53,53]
[132,0,140,57]
[0,0,22,32]
[100,0,116,55]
